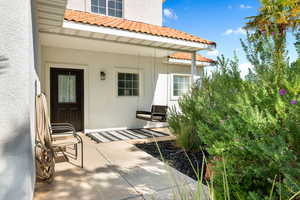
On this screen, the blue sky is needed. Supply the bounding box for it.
[163,0,298,75]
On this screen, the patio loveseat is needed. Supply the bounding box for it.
[136,105,168,122]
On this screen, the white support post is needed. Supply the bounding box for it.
[191,51,197,83]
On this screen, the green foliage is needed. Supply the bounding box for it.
[168,22,300,200]
[245,0,300,33]
[168,95,203,151]
[295,32,300,56]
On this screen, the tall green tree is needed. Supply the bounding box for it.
[295,32,300,56]
[246,0,300,33]
[246,0,299,78]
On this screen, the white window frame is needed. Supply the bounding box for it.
[170,73,192,100]
[115,67,143,98]
[91,0,123,18]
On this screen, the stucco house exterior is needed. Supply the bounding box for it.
[0,0,216,199]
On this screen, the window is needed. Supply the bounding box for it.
[172,75,191,97]
[118,72,139,96]
[91,0,123,18]
[58,75,77,103]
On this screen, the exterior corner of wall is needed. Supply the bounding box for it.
[0,0,37,199]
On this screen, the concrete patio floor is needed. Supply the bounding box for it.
[34,129,208,200]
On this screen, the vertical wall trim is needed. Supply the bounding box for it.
[191,51,197,83]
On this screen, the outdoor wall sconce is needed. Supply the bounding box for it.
[100,71,106,80]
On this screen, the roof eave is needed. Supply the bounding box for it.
[62,20,216,52]
[166,58,216,67]
[36,0,68,31]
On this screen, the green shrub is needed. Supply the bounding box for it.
[168,31,300,199]
[168,98,203,152]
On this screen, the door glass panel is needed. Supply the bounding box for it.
[58,75,76,103]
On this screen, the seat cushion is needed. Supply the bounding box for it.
[136,113,152,119]
[52,133,74,138]
[52,137,79,146]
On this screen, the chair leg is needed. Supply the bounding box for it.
[81,141,83,168]
[75,134,84,168]
[74,144,78,158]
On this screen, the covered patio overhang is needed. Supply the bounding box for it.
[39,29,177,58]
[36,3,216,80]
[39,22,215,56]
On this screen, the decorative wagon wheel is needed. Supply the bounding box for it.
[35,94,55,183]
[35,142,55,183]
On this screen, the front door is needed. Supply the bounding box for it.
[50,68,84,131]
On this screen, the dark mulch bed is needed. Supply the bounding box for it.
[135,140,208,183]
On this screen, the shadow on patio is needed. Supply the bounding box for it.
[34,130,198,200]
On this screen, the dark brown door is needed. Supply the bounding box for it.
[50,68,84,131]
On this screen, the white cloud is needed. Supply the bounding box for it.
[240,4,252,9]
[224,29,234,35]
[163,8,178,20]
[239,62,254,77]
[207,49,219,57]
[240,62,253,69]
[224,27,246,35]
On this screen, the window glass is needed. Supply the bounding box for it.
[116,11,122,17]
[108,8,116,16]
[116,2,122,9]
[91,6,99,13]
[91,0,98,5]
[99,7,106,14]
[58,75,76,103]
[108,0,115,9]
[91,0,122,18]
[99,0,106,7]
[118,72,139,96]
[173,75,191,97]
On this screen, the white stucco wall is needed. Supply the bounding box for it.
[67,0,163,26]
[124,0,162,26]
[67,0,88,12]
[41,46,201,131]
[0,0,37,199]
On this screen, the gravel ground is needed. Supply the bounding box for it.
[135,141,208,183]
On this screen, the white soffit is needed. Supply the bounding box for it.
[61,21,215,52]
[166,58,215,67]
[36,0,67,31]
[39,32,177,57]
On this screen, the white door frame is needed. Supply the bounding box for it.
[44,63,89,131]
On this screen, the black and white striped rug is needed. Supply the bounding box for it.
[86,128,169,143]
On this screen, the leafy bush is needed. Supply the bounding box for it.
[168,30,300,199]
[168,94,203,152]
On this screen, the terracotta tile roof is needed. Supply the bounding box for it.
[64,9,216,46]
[169,52,216,63]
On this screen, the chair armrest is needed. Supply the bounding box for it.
[136,111,152,115]
[51,123,75,129]
[51,123,76,136]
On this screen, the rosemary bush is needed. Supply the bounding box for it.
[168,30,300,199]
